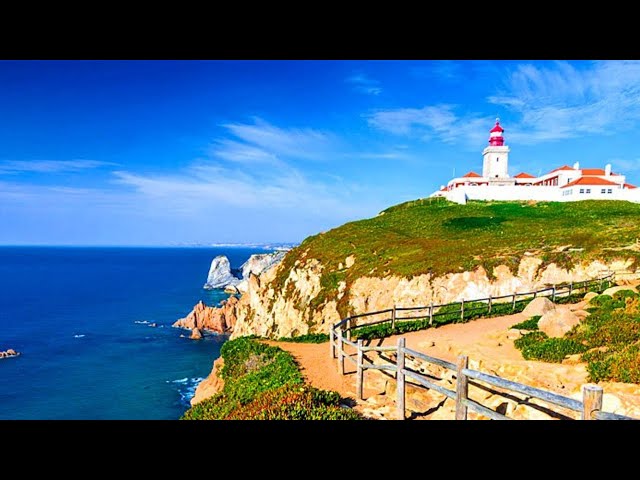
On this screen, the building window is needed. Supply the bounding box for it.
[579,188,584,194]
[586,189,591,193]
[496,157,499,162]
[608,189,613,194]
[601,189,606,194]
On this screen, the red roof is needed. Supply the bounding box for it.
[561,177,620,188]
[489,120,504,133]
[462,171,482,178]
[548,165,575,174]
[624,183,637,189]
[514,172,536,179]
[580,168,620,176]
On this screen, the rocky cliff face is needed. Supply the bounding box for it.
[203,256,241,290]
[173,296,239,333]
[226,254,636,339]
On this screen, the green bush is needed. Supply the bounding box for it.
[276,333,329,343]
[181,337,361,420]
[511,316,540,330]
[514,332,588,362]
[224,384,363,420]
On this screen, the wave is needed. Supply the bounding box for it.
[73,334,85,338]
[167,377,204,406]
[134,320,149,325]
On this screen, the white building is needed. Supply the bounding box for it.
[431,119,640,205]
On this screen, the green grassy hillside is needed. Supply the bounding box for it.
[271,199,640,318]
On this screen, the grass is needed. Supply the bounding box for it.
[511,316,541,330]
[268,200,640,320]
[276,333,329,343]
[512,289,640,383]
[181,337,362,420]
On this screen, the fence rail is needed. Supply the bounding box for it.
[329,271,637,420]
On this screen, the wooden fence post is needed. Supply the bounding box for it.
[552,285,556,302]
[329,326,335,359]
[455,355,469,420]
[599,277,604,291]
[569,281,573,297]
[581,384,603,420]
[356,339,364,400]
[346,318,351,341]
[397,338,406,420]
[533,290,537,299]
[488,294,492,313]
[512,293,517,311]
[391,306,396,330]
[337,326,345,375]
[460,298,465,321]
[429,302,434,326]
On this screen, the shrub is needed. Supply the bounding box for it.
[277,333,329,343]
[224,384,362,420]
[514,332,587,362]
[511,316,540,330]
[181,337,361,420]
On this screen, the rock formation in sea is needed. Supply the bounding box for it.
[0,349,19,359]
[226,251,287,294]
[203,256,241,290]
[173,296,239,334]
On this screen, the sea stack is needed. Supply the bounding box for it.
[203,256,241,290]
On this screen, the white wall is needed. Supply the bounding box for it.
[444,184,640,203]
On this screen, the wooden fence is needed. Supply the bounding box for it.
[329,272,637,420]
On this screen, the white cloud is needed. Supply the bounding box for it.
[0,159,116,175]
[367,104,489,146]
[489,60,640,144]
[219,118,332,161]
[346,72,382,96]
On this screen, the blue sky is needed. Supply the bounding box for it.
[2,60,640,245]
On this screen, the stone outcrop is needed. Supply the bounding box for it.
[173,296,239,334]
[0,349,19,359]
[191,357,225,406]
[538,308,581,338]
[235,251,286,294]
[521,297,556,317]
[584,291,599,302]
[203,256,241,290]
[190,328,203,340]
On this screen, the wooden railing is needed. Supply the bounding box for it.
[329,271,637,420]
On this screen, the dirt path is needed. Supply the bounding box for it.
[267,308,544,405]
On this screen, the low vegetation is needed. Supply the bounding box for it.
[270,199,640,319]
[511,316,541,330]
[181,337,362,420]
[513,290,640,383]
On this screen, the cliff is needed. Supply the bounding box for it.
[203,256,240,290]
[226,200,640,339]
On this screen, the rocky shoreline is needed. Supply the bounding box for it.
[0,349,20,359]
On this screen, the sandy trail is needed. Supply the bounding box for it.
[267,301,594,411]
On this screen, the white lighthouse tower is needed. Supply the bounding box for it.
[482,119,510,179]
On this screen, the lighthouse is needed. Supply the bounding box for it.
[482,118,510,179]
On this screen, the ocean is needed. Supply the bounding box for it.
[0,246,274,420]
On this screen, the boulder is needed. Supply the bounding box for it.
[0,352,6,358]
[602,285,638,297]
[521,297,556,317]
[6,349,16,356]
[203,256,241,290]
[584,292,599,302]
[538,309,581,338]
[190,328,203,340]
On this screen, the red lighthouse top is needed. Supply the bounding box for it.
[488,118,504,146]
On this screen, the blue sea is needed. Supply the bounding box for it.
[0,246,274,420]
